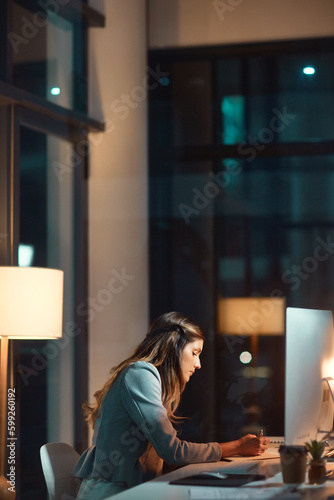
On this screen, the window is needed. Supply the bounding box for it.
[0,1,104,496]
[149,38,334,443]
[19,127,77,494]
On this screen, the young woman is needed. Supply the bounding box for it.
[73,312,268,499]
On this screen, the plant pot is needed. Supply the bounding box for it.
[308,459,327,484]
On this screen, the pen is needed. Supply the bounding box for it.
[258,429,263,438]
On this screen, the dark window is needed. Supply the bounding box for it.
[149,38,334,443]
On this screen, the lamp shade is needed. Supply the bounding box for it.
[0,266,63,339]
[218,297,285,336]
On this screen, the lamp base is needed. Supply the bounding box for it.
[0,474,16,499]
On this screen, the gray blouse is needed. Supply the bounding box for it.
[73,361,221,491]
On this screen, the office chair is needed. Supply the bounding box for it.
[40,442,80,500]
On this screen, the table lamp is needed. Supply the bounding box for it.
[0,266,64,499]
[217,297,285,365]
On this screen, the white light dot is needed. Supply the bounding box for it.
[303,66,315,76]
[51,87,61,95]
[240,351,252,364]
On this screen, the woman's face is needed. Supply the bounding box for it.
[180,339,203,383]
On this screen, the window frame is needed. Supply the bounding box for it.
[0,2,105,493]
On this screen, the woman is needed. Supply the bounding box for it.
[73,312,268,499]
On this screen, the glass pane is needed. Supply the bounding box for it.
[217,51,334,145]
[215,155,334,441]
[150,160,216,316]
[216,155,334,222]
[12,2,84,110]
[149,41,334,448]
[217,155,334,301]
[168,61,213,147]
[150,160,217,440]
[19,127,76,497]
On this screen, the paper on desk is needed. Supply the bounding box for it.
[235,449,280,461]
[248,452,280,460]
[188,486,300,500]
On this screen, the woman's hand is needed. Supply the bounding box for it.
[219,434,270,458]
[236,434,269,456]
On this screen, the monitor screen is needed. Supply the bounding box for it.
[285,307,334,445]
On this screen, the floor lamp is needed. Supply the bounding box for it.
[217,297,285,366]
[0,266,63,500]
[217,297,285,431]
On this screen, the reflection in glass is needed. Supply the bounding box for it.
[216,52,334,145]
[221,95,244,145]
[19,127,76,496]
[12,2,76,109]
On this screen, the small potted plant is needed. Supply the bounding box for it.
[305,440,327,484]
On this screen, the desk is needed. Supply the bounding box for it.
[108,454,334,500]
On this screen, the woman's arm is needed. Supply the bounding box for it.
[121,362,222,465]
[122,363,269,464]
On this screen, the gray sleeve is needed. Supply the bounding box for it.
[121,362,222,465]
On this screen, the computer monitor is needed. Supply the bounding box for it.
[285,307,334,445]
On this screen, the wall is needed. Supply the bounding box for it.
[149,0,334,48]
[87,0,149,403]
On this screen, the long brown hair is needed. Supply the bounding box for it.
[83,312,204,427]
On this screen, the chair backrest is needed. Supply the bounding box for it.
[40,442,80,500]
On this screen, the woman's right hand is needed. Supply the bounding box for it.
[236,434,269,456]
[219,434,269,458]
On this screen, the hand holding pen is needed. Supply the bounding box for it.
[219,432,269,458]
[258,429,270,452]
[232,433,269,456]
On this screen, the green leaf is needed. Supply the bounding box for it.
[305,440,325,460]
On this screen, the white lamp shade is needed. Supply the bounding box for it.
[0,266,63,339]
[218,297,286,336]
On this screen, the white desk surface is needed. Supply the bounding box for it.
[107,451,334,500]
